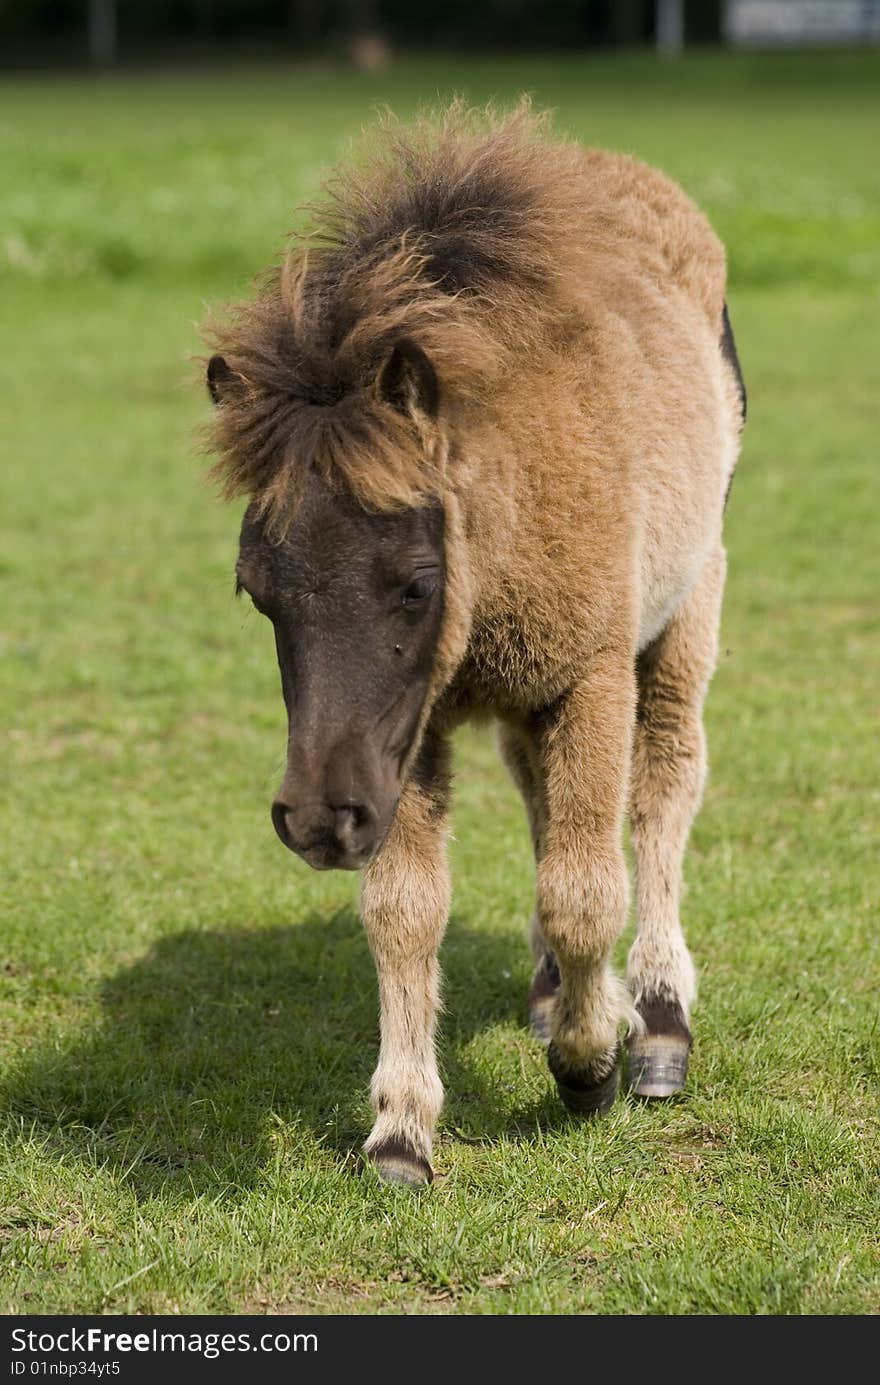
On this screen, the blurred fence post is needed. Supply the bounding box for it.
[89,0,117,67]
[656,0,684,55]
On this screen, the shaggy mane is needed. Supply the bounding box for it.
[202,102,593,526]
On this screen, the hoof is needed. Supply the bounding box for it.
[547,1042,621,1116]
[627,1035,690,1098]
[367,1137,433,1187]
[528,952,560,1044]
[628,995,692,1098]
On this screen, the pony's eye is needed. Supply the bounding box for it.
[402,573,437,607]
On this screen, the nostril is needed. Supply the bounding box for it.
[333,802,373,851]
[271,800,293,848]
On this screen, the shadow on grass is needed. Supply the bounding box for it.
[1,909,557,1198]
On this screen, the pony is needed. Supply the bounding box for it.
[202,104,746,1185]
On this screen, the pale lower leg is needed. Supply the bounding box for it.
[360,749,450,1183]
[626,548,726,1094]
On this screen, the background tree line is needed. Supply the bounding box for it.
[2,1,724,65]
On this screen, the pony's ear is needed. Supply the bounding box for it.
[206,354,238,406]
[377,340,439,419]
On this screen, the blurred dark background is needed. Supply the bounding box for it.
[5,2,879,69]
[0,1,743,68]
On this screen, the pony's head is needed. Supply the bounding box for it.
[203,103,583,866]
[208,335,447,870]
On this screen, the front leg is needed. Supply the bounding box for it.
[360,732,451,1185]
[536,643,639,1112]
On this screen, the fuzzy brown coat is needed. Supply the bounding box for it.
[205,106,744,1182]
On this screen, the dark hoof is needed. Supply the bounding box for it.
[528,951,560,1044]
[367,1137,433,1187]
[627,1035,690,1098]
[548,1042,621,1116]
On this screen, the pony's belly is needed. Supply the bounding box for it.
[636,538,713,652]
[635,436,730,652]
[638,587,689,651]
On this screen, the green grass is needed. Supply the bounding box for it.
[1,50,878,1315]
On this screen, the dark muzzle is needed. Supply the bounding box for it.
[271,795,380,870]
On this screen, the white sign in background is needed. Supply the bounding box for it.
[724,0,880,45]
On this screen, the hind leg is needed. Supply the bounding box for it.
[627,547,726,1096]
[498,723,558,1040]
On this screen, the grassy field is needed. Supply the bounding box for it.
[1,50,878,1315]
